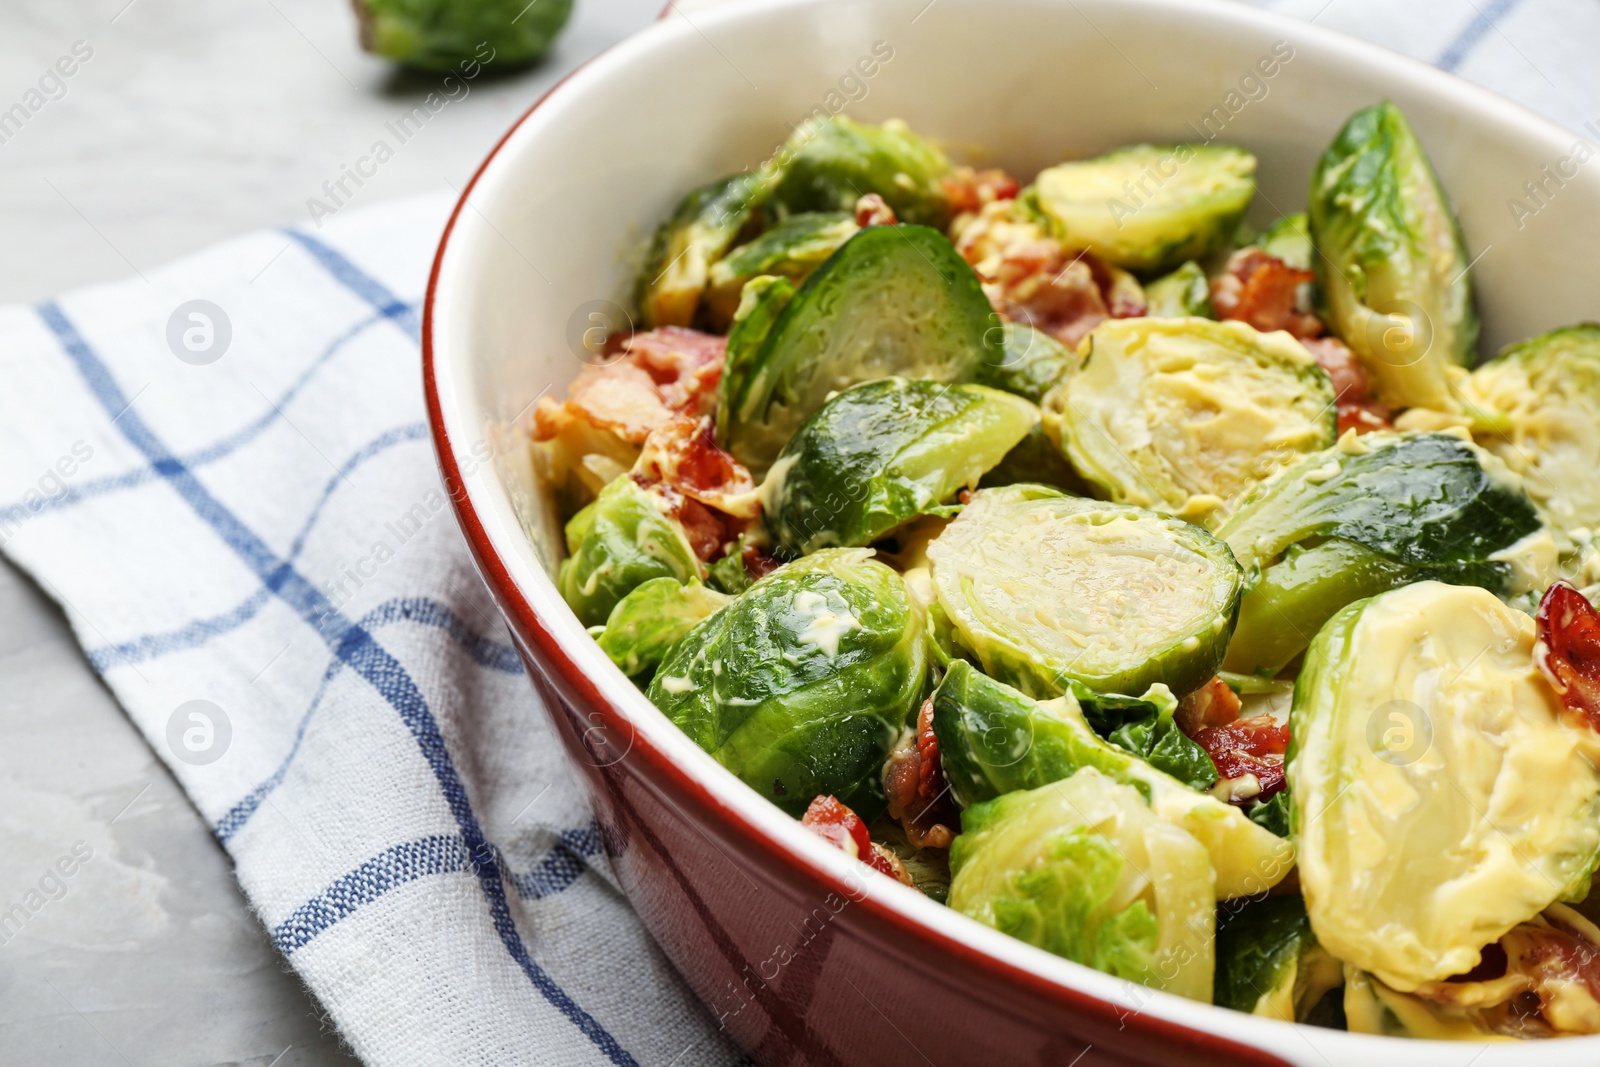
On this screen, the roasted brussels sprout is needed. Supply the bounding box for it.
[1044,318,1336,526]
[1218,432,1547,675]
[763,378,1035,557]
[768,117,954,228]
[639,172,768,328]
[647,549,927,815]
[718,225,1001,476]
[933,662,1293,899]
[715,274,795,442]
[592,577,730,680]
[1308,101,1478,410]
[354,0,572,71]
[1456,324,1600,537]
[1256,213,1312,271]
[558,476,702,628]
[704,212,859,326]
[1142,261,1214,319]
[1214,896,1343,1021]
[1290,582,1600,991]
[926,485,1244,698]
[1034,144,1257,274]
[948,767,1216,1001]
[975,322,1080,403]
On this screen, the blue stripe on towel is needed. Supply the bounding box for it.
[1436,0,1525,71]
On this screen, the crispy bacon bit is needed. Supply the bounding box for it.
[854,193,898,228]
[1536,582,1600,731]
[634,415,757,519]
[532,327,726,446]
[1175,676,1242,736]
[1300,336,1393,436]
[801,795,913,884]
[942,166,1021,216]
[883,699,957,850]
[1192,716,1291,804]
[1211,247,1323,339]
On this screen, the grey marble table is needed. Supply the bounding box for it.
[0,2,662,1063]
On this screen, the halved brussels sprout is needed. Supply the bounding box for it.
[638,171,767,328]
[558,476,702,628]
[1142,261,1214,319]
[1034,144,1256,274]
[1214,896,1342,1020]
[592,577,730,680]
[1044,318,1336,526]
[704,212,859,326]
[647,548,926,815]
[719,225,1001,476]
[948,767,1216,1001]
[975,322,1080,404]
[926,485,1244,698]
[1256,213,1311,271]
[1290,581,1600,991]
[1458,324,1600,537]
[933,662,1293,899]
[715,274,796,444]
[763,378,1035,557]
[1308,101,1478,410]
[768,116,953,228]
[1218,432,1546,675]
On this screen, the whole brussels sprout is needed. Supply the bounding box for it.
[558,476,702,628]
[718,225,1001,477]
[1214,895,1342,1021]
[1034,143,1257,274]
[763,378,1035,558]
[1255,213,1312,271]
[1142,261,1214,319]
[638,171,769,328]
[927,484,1244,699]
[1044,318,1336,527]
[948,767,1216,1001]
[1290,581,1600,991]
[355,0,572,71]
[705,213,859,326]
[768,117,954,228]
[647,548,926,815]
[592,577,730,680]
[1455,324,1600,537]
[1309,101,1478,410]
[975,322,1080,404]
[933,662,1293,899]
[1217,432,1546,675]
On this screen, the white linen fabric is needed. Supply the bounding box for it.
[0,2,1589,1063]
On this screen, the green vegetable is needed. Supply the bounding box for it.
[978,423,1085,493]
[975,322,1080,404]
[1035,143,1257,273]
[1215,896,1343,1020]
[592,577,730,680]
[704,212,858,326]
[558,477,702,628]
[926,485,1244,699]
[1143,261,1214,318]
[1044,318,1336,527]
[1256,213,1312,271]
[1247,792,1292,838]
[719,225,1001,476]
[355,0,572,71]
[705,535,755,595]
[768,117,953,228]
[638,172,768,328]
[1458,324,1600,536]
[1289,581,1600,991]
[932,662,1293,899]
[948,767,1216,1001]
[647,549,927,816]
[1308,101,1478,409]
[716,275,796,442]
[1077,683,1215,791]
[762,378,1035,557]
[1217,432,1546,675]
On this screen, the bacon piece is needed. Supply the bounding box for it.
[883,699,957,850]
[1300,335,1393,436]
[532,327,726,447]
[620,327,726,417]
[633,414,758,520]
[854,193,898,228]
[1536,582,1600,731]
[1192,716,1291,804]
[1212,247,1323,339]
[743,541,781,580]
[1175,676,1242,735]
[800,795,913,884]
[942,166,1021,216]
